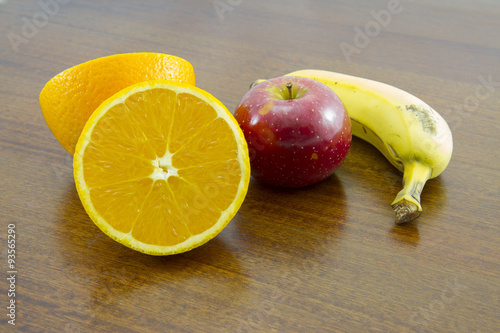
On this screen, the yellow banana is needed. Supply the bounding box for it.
[251,69,453,224]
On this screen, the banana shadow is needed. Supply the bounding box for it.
[56,182,249,322]
[234,173,347,260]
[345,137,448,246]
[389,223,420,246]
[420,175,448,216]
[388,175,448,246]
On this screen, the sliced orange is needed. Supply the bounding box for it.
[73,80,250,255]
[39,52,195,155]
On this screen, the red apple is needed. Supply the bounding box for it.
[234,76,351,187]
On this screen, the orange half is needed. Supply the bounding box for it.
[40,52,195,155]
[73,80,250,255]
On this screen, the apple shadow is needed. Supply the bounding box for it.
[234,173,347,260]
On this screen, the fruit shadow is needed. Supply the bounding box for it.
[389,223,420,246]
[234,173,347,260]
[420,175,448,217]
[344,137,448,245]
[56,182,249,319]
[388,174,448,247]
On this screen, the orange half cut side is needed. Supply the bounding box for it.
[73,80,250,255]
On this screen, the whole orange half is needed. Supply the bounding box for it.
[73,80,250,255]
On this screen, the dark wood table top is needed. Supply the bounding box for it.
[1,1,499,332]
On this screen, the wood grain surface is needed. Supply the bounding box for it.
[1,0,499,332]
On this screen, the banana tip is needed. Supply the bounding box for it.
[393,200,421,224]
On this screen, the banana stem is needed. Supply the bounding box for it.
[391,161,432,224]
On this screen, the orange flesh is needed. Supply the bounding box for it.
[81,88,241,246]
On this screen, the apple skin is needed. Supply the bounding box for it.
[234,76,351,188]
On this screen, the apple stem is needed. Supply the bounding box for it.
[286,82,293,100]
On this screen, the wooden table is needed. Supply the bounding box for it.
[1,1,499,332]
